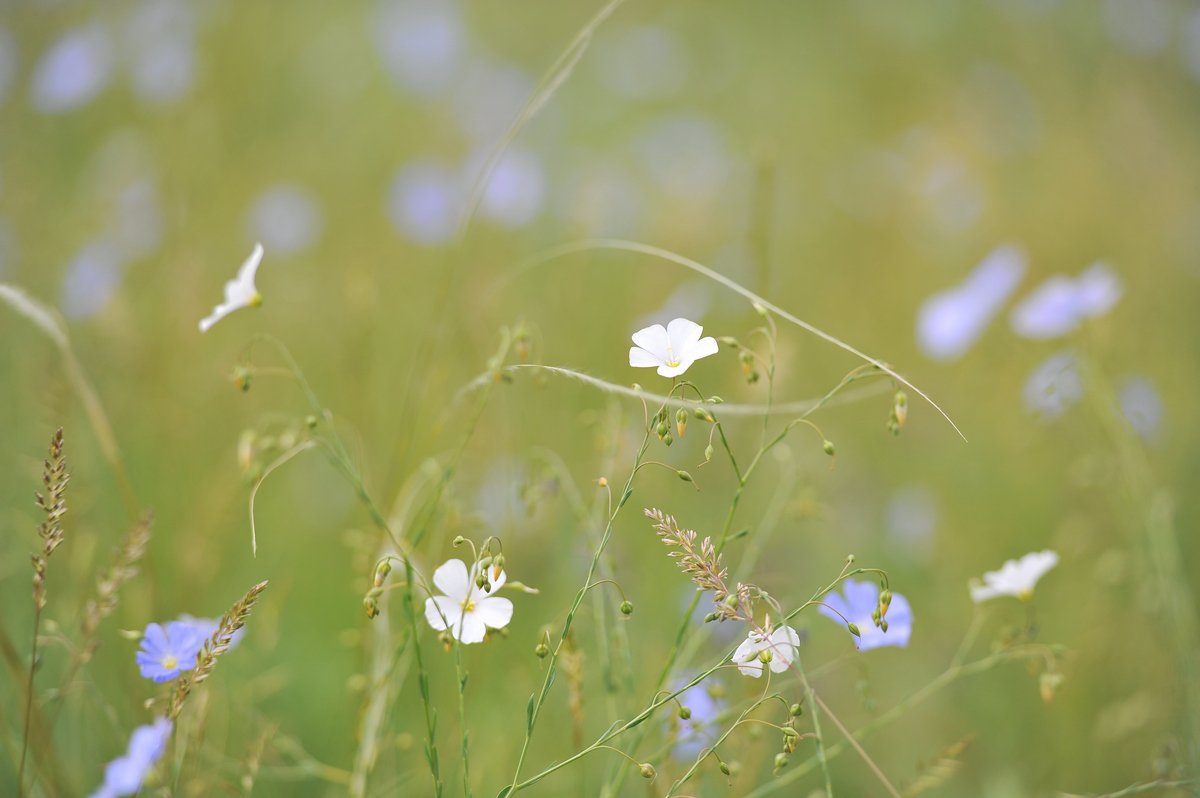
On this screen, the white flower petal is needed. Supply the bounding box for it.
[736,659,764,677]
[432,559,471,600]
[666,317,703,352]
[629,346,662,368]
[630,324,670,362]
[199,244,265,333]
[424,596,462,631]
[690,336,719,360]
[237,242,264,285]
[657,359,693,378]
[455,612,488,644]
[731,636,760,664]
[473,596,513,630]
[482,566,507,594]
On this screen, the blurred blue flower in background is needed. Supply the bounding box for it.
[388,161,460,246]
[89,717,172,798]
[670,679,724,760]
[1010,262,1121,340]
[61,239,126,320]
[819,579,912,651]
[374,0,465,98]
[31,24,115,113]
[885,485,938,561]
[125,0,197,105]
[916,244,1027,361]
[247,185,324,255]
[476,147,546,229]
[1023,350,1082,419]
[1119,375,1163,440]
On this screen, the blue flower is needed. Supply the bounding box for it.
[818,579,912,652]
[89,717,172,798]
[135,621,207,682]
[669,680,725,761]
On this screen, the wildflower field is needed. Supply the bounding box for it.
[2,2,1199,797]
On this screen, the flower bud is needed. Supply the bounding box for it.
[676,470,693,484]
[373,560,392,587]
[662,432,673,447]
[534,643,549,659]
[694,407,715,423]
[822,440,835,456]
[847,622,861,637]
[893,391,908,427]
[880,618,889,633]
[639,763,656,780]
[704,612,720,623]
[708,395,724,404]
[758,649,774,664]
[774,753,789,770]
[656,420,670,438]
[719,761,731,776]
[597,476,608,488]
[363,597,379,618]
[704,444,714,462]
[789,702,803,717]
[233,366,252,392]
[782,726,799,739]
[620,600,634,616]
[453,536,465,547]
[676,408,688,438]
[716,336,739,347]
[678,705,691,720]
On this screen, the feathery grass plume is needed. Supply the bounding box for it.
[79,513,154,664]
[644,508,749,622]
[31,428,69,610]
[20,427,70,796]
[168,580,268,720]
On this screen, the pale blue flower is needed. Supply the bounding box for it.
[670,680,724,760]
[819,579,912,651]
[1010,262,1121,339]
[31,25,115,113]
[916,245,1027,361]
[89,717,172,798]
[1119,375,1163,440]
[1023,351,1082,419]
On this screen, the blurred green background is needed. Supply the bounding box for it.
[2,0,1199,795]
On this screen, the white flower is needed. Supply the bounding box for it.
[731,625,800,678]
[628,317,718,378]
[423,558,513,644]
[969,550,1059,603]
[198,243,264,333]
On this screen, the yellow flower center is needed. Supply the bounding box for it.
[162,655,178,670]
[250,293,264,308]
[461,598,476,613]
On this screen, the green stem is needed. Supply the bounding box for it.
[504,432,652,795]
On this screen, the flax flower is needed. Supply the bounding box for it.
[731,625,800,678]
[970,550,1059,602]
[88,717,172,798]
[629,317,718,378]
[198,243,264,332]
[424,558,513,644]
